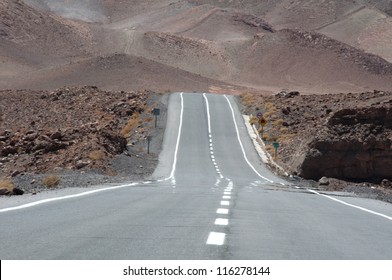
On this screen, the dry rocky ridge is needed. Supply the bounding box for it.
[0,86,164,196]
[241,90,392,202]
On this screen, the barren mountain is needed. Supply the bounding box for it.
[1,0,391,93]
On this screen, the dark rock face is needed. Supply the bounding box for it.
[299,106,392,181]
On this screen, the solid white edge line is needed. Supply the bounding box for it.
[308,189,392,221]
[203,93,212,134]
[223,95,274,183]
[0,182,139,213]
[168,92,185,179]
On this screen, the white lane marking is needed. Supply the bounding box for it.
[224,192,231,195]
[308,189,392,221]
[224,95,274,183]
[217,208,229,214]
[280,182,286,186]
[204,93,226,179]
[203,93,212,134]
[168,92,184,180]
[295,186,300,189]
[222,195,231,199]
[228,181,233,187]
[206,232,226,245]
[0,182,139,213]
[215,218,229,226]
[221,201,230,206]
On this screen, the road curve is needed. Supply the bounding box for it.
[0,92,391,259]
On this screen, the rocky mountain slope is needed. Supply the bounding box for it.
[1,0,391,93]
[0,86,147,177]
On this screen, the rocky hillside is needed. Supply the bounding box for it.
[0,0,93,59]
[0,86,148,177]
[241,90,392,182]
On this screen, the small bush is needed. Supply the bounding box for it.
[273,119,284,126]
[280,127,289,134]
[89,150,105,161]
[121,113,140,137]
[43,175,60,188]
[249,116,258,125]
[0,180,14,191]
[241,93,256,106]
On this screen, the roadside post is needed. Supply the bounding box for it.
[258,115,267,138]
[147,135,152,154]
[273,141,280,158]
[152,108,160,128]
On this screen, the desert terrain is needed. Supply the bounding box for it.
[1,0,392,93]
[1,0,392,197]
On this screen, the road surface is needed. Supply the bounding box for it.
[0,93,391,259]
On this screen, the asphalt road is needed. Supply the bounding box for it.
[0,93,391,259]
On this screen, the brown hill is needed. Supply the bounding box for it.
[1,0,391,93]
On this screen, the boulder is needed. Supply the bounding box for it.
[381,179,392,189]
[12,187,24,195]
[1,146,17,156]
[318,177,330,186]
[0,188,11,196]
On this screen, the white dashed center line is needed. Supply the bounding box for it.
[221,201,230,206]
[217,208,229,214]
[206,232,226,246]
[215,218,229,226]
